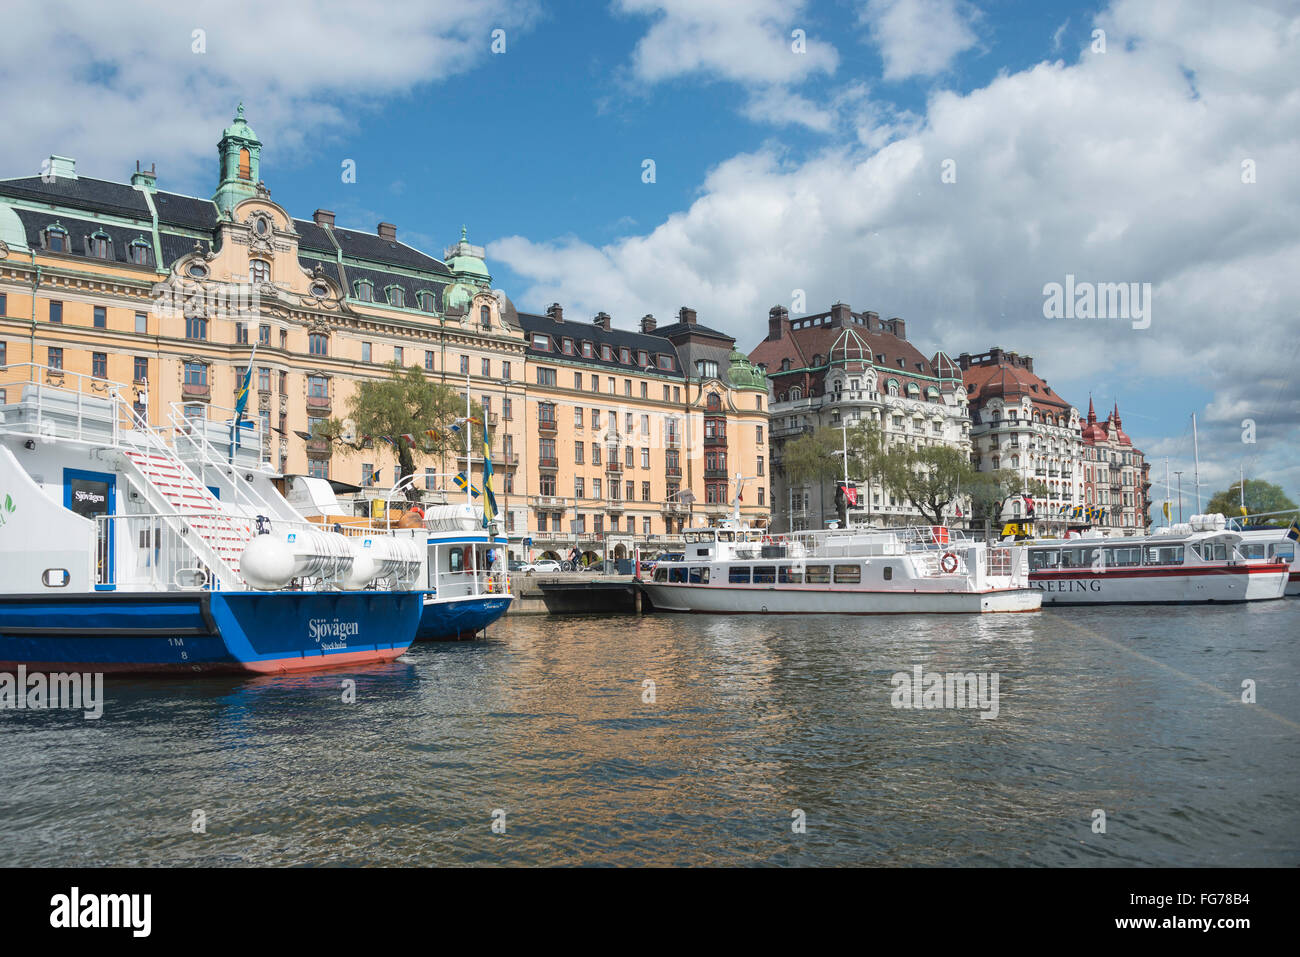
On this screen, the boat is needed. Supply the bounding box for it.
[1226,522,1299,597]
[640,518,1041,615]
[0,363,425,674]
[1020,514,1290,604]
[286,479,513,641]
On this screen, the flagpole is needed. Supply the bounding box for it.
[465,372,472,510]
[230,339,258,465]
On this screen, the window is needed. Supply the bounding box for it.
[728,567,752,584]
[641,448,649,468]
[44,225,68,252]
[575,443,584,465]
[249,259,270,283]
[393,346,404,366]
[185,315,206,339]
[581,341,593,358]
[183,362,207,386]
[92,352,107,379]
[593,444,602,466]
[805,565,831,584]
[236,323,249,344]
[134,357,148,383]
[259,324,271,346]
[592,410,601,428]
[93,306,106,329]
[354,279,373,302]
[642,481,651,501]
[309,333,328,356]
[536,367,557,386]
[48,300,63,323]
[593,478,602,499]
[757,456,764,476]
[387,286,405,307]
[425,350,435,372]
[883,565,893,581]
[257,367,270,392]
[88,231,111,259]
[128,239,151,265]
[657,354,674,370]
[47,347,63,370]
[278,371,288,395]
[753,566,776,584]
[575,476,585,498]
[757,425,763,443]
[532,334,551,351]
[307,458,329,479]
[833,564,861,584]
[361,342,372,363]
[308,376,328,399]
[624,379,632,396]
[478,358,490,377]
[417,291,436,312]
[607,377,615,393]
[480,304,491,327]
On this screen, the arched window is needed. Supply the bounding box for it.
[238,148,251,180]
[886,379,899,396]
[416,290,436,312]
[249,259,270,283]
[44,223,68,252]
[387,285,405,307]
[88,230,112,259]
[480,304,491,327]
[128,238,151,266]
[790,386,802,401]
[707,393,721,411]
[354,279,374,302]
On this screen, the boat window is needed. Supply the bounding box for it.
[654,568,668,582]
[728,566,751,584]
[669,566,688,583]
[689,566,705,584]
[1145,545,1184,565]
[1059,549,1087,568]
[1029,549,1059,570]
[1079,546,1102,567]
[1107,546,1140,566]
[833,564,861,584]
[700,567,710,583]
[718,531,735,542]
[1239,544,1266,560]
[449,548,464,573]
[1271,544,1295,561]
[752,565,776,584]
[883,565,893,581]
[805,565,831,584]
[779,566,803,584]
[1213,543,1227,561]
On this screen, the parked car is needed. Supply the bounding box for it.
[638,559,656,573]
[653,553,684,569]
[522,559,562,573]
[507,560,526,573]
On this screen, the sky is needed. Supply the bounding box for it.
[2,0,1296,510]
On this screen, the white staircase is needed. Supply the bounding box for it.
[121,449,254,579]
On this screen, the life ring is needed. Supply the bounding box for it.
[940,552,959,574]
[762,534,773,544]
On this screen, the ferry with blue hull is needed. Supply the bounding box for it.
[0,364,426,674]
[410,505,512,640]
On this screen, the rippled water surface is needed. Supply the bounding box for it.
[2,602,1298,866]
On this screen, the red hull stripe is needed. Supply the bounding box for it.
[0,647,408,676]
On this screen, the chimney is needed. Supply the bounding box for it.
[130,161,157,192]
[678,306,697,325]
[1024,356,1034,373]
[768,305,788,340]
[864,310,880,332]
[830,302,851,328]
[640,314,657,334]
[46,155,76,181]
[546,302,564,323]
[593,311,611,331]
[989,346,1004,364]
[313,209,336,228]
[957,352,971,370]
[377,222,397,241]
[889,316,906,340]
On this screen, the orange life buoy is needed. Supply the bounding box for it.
[940,552,959,574]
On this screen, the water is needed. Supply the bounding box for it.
[2,602,1297,866]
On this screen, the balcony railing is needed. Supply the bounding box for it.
[537,417,557,433]
[665,434,681,448]
[665,465,682,478]
[529,495,573,510]
[538,456,558,470]
[605,461,623,472]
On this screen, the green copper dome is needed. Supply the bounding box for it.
[727,349,767,390]
[444,225,490,281]
[222,103,259,143]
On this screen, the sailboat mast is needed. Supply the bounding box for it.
[1192,413,1201,512]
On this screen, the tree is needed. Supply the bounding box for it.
[876,443,976,526]
[782,427,848,525]
[967,469,1051,525]
[311,363,487,499]
[1206,478,1298,526]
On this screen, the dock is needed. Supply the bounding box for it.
[505,572,646,615]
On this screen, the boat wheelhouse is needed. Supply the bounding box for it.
[641,522,1040,615]
[1229,526,1299,597]
[1022,514,1289,605]
[0,364,425,673]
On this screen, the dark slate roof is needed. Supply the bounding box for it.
[12,209,154,267]
[153,190,218,229]
[292,218,337,255]
[160,231,210,267]
[518,312,685,378]
[329,224,451,276]
[0,175,151,218]
[653,320,735,341]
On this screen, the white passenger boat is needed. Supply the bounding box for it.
[1229,524,1299,597]
[1022,514,1290,605]
[641,520,1041,615]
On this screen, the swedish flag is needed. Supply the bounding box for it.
[453,472,480,498]
[481,417,497,528]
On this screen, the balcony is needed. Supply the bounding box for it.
[664,434,681,448]
[182,382,210,399]
[306,393,331,414]
[305,438,331,458]
[537,417,557,434]
[529,495,573,510]
[538,457,559,470]
[665,465,682,478]
[606,500,624,513]
[704,468,728,480]
[605,460,623,473]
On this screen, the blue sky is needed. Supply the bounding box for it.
[2,0,1296,506]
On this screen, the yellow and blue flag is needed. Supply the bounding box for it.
[1286,518,1300,542]
[453,472,480,498]
[481,418,497,528]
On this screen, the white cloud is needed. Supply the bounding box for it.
[0,0,539,186]
[859,0,980,81]
[741,87,837,132]
[492,0,1300,498]
[615,0,838,86]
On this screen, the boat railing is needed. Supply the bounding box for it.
[91,511,250,592]
[0,363,125,444]
[428,569,510,600]
[166,401,282,521]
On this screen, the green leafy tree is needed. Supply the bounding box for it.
[876,443,976,526]
[782,427,847,524]
[311,363,487,499]
[1206,478,1298,526]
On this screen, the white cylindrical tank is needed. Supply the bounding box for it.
[343,535,424,589]
[423,503,482,533]
[240,528,354,590]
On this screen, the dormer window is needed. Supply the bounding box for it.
[601,344,614,361]
[887,378,899,396]
[581,341,593,357]
[249,259,270,283]
[562,338,575,355]
[637,350,649,367]
[780,358,791,371]
[531,333,551,351]
[416,290,436,312]
[386,285,405,308]
[353,279,374,302]
[128,238,151,266]
[87,230,112,259]
[656,354,674,371]
[44,223,68,252]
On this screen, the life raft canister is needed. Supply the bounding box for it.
[940,552,959,574]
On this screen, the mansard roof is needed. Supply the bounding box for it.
[517,311,685,379]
